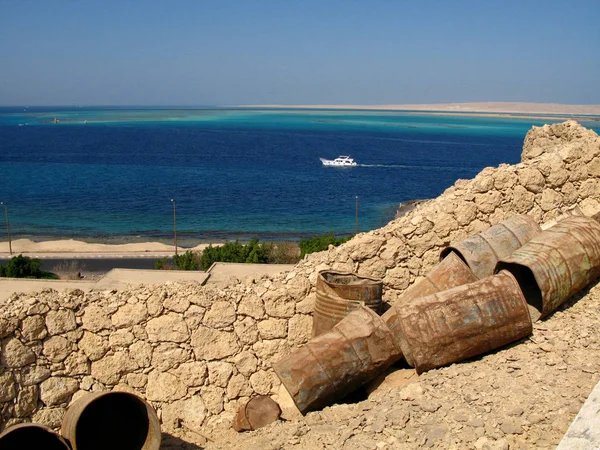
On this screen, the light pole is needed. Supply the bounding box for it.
[355,196,359,236]
[0,202,12,255]
[171,199,178,256]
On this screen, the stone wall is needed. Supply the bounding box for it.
[0,120,599,439]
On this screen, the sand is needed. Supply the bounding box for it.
[0,238,212,256]
[242,101,600,117]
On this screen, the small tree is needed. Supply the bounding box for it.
[173,251,201,270]
[3,255,43,278]
[299,232,353,258]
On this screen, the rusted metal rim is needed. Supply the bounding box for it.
[440,215,541,279]
[313,270,383,337]
[395,270,532,373]
[0,423,70,450]
[383,251,479,350]
[61,391,161,450]
[496,216,600,321]
[274,306,402,414]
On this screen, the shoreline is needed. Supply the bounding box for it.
[0,238,212,257]
[239,102,600,118]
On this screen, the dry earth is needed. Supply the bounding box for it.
[163,281,600,450]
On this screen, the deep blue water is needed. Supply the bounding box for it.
[1,107,598,244]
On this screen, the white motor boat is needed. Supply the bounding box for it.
[320,155,358,167]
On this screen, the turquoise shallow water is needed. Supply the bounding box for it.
[0,107,598,244]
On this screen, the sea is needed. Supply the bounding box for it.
[1,107,599,245]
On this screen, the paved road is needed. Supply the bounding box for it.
[0,257,163,277]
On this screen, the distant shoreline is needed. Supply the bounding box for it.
[239,102,600,120]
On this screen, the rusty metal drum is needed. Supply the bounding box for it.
[383,251,478,346]
[313,270,383,337]
[0,424,70,450]
[440,215,541,279]
[395,270,532,374]
[274,305,402,414]
[495,215,600,321]
[232,396,282,432]
[61,391,161,450]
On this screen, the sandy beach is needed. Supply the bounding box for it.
[243,101,600,118]
[0,238,211,257]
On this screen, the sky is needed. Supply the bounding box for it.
[0,0,599,106]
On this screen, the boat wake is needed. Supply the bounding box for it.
[357,163,478,171]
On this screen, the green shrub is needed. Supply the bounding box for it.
[173,251,201,271]
[200,238,269,271]
[0,254,57,279]
[299,232,353,258]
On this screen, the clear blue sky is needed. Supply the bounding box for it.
[1,0,599,106]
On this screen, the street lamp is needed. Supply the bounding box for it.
[355,196,359,235]
[0,202,12,255]
[171,199,178,256]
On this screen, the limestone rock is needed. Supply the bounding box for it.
[146,371,187,402]
[203,301,236,328]
[518,167,545,193]
[82,305,112,332]
[170,361,208,388]
[32,407,66,429]
[90,351,138,385]
[111,303,148,328]
[263,290,296,318]
[14,385,38,417]
[146,313,189,343]
[287,314,312,346]
[237,295,265,320]
[249,370,276,395]
[0,372,17,402]
[151,343,190,372]
[233,351,258,377]
[257,318,287,340]
[162,396,207,433]
[42,336,73,362]
[234,316,259,345]
[78,332,109,361]
[1,337,36,367]
[129,340,153,368]
[20,315,47,341]
[163,294,190,313]
[207,361,234,388]
[200,385,225,414]
[191,326,240,360]
[39,376,78,406]
[108,328,135,348]
[46,309,77,335]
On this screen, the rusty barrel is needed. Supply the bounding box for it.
[395,270,532,374]
[232,396,282,432]
[495,215,600,321]
[382,251,478,346]
[313,270,383,337]
[61,391,161,450]
[0,424,70,450]
[440,215,541,279]
[274,305,402,414]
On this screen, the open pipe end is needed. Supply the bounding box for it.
[496,262,543,322]
[69,392,160,450]
[0,425,70,450]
